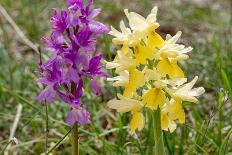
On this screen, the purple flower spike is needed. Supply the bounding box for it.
[37,0,108,126]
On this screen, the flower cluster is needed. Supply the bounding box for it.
[36,0,109,126]
[106,6,205,134]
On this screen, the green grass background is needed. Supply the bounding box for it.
[0,0,231,154]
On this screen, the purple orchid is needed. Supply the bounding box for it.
[37,0,109,126]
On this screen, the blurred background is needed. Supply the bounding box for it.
[0,0,231,154]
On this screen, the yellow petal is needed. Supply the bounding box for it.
[135,43,154,65]
[130,112,145,134]
[161,112,170,130]
[148,31,165,49]
[144,68,162,81]
[161,112,177,132]
[157,58,184,79]
[123,70,145,98]
[107,94,142,113]
[167,99,185,123]
[143,88,165,110]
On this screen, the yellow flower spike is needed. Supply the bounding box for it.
[123,69,145,98]
[143,88,166,110]
[107,5,205,136]
[157,58,185,79]
[130,111,145,134]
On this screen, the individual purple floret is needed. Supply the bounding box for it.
[37,0,109,126]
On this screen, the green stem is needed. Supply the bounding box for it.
[44,101,49,154]
[154,108,165,155]
[71,123,79,155]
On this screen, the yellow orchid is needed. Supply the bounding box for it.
[123,69,145,98]
[107,70,129,87]
[130,111,145,134]
[105,50,135,74]
[107,94,145,134]
[109,21,135,45]
[124,6,159,37]
[158,31,193,60]
[161,111,177,132]
[107,6,205,135]
[172,76,205,103]
[163,99,185,124]
[143,88,165,110]
[157,58,185,79]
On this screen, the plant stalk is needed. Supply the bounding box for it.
[154,107,165,155]
[44,101,49,153]
[71,123,79,155]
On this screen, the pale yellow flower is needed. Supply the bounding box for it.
[157,58,185,79]
[123,69,145,98]
[157,31,193,60]
[169,76,205,103]
[105,50,135,74]
[143,88,166,110]
[144,67,162,81]
[124,6,159,36]
[107,94,142,113]
[163,99,185,124]
[107,94,145,134]
[130,111,145,134]
[161,111,177,132]
[109,21,135,45]
[107,70,129,87]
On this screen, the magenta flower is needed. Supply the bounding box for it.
[37,0,109,126]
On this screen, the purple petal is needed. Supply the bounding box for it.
[62,68,80,84]
[51,31,65,45]
[89,55,102,73]
[56,91,72,104]
[90,77,102,96]
[76,52,89,70]
[66,107,90,126]
[68,12,81,27]
[81,44,96,52]
[89,22,109,33]
[89,8,101,18]
[37,78,52,85]
[85,0,93,14]
[67,0,83,8]
[75,79,83,98]
[37,86,56,103]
